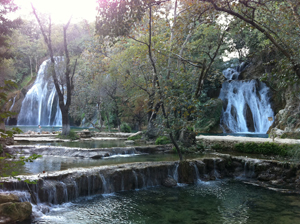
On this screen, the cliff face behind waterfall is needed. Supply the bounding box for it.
[234,57,300,136]
[203,57,291,134]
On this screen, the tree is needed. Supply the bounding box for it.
[9,19,47,82]
[32,5,77,135]
[95,0,227,160]
[0,0,21,84]
[199,0,300,80]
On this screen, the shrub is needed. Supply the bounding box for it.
[211,143,224,150]
[128,135,142,140]
[120,123,131,133]
[287,146,300,160]
[234,142,291,156]
[155,136,171,145]
[280,132,300,139]
[57,130,79,140]
[196,142,205,150]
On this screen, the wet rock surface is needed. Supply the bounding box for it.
[197,135,300,150]
[162,177,177,187]
[5,145,172,158]
[0,193,32,224]
[2,154,300,206]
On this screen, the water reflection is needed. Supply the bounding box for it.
[35,180,300,223]
[15,154,205,175]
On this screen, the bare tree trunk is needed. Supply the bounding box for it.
[166,0,177,79]
[61,108,70,135]
[35,57,38,73]
[29,57,33,78]
[32,4,74,136]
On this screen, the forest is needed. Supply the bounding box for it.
[1,0,300,147]
[2,1,300,223]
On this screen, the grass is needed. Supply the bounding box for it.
[128,135,142,141]
[18,74,36,89]
[155,136,171,145]
[56,130,80,140]
[234,142,295,157]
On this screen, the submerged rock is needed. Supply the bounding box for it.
[162,177,177,187]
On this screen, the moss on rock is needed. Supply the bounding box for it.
[0,202,32,223]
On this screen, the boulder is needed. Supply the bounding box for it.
[125,140,135,144]
[0,194,19,204]
[162,176,177,188]
[179,130,196,147]
[145,123,159,140]
[269,128,284,139]
[0,202,32,223]
[79,129,92,138]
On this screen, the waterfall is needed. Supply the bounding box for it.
[17,58,64,126]
[193,164,201,184]
[5,95,16,125]
[219,66,274,133]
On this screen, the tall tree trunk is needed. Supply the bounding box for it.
[61,108,70,135]
[32,4,74,136]
[35,57,38,73]
[29,56,33,78]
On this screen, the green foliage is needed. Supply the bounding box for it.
[0,153,42,184]
[128,134,142,140]
[0,127,23,138]
[57,130,80,140]
[155,136,171,145]
[211,143,224,150]
[120,123,132,133]
[287,146,300,160]
[281,132,300,139]
[234,142,291,156]
[195,99,223,132]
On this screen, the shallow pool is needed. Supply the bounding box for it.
[15,139,134,148]
[7,154,207,175]
[34,179,300,224]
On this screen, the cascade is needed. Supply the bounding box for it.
[17,58,64,126]
[219,65,274,133]
[5,95,16,125]
[193,164,201,184]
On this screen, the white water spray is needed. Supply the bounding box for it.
[17,58,64,126]
[219,67,274,133]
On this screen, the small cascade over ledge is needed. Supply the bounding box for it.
[5,95,16,125]
[219,64,274,133]
[17,58,64,126]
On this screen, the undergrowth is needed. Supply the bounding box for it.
[57,130,79,140]
[128,135,142,141]
[234,142,295,157]
[155,136,171,145]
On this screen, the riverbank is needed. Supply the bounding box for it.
[196,135,300,149]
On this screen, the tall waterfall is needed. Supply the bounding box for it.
[18,58,63,126]
[219,66,274,133]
